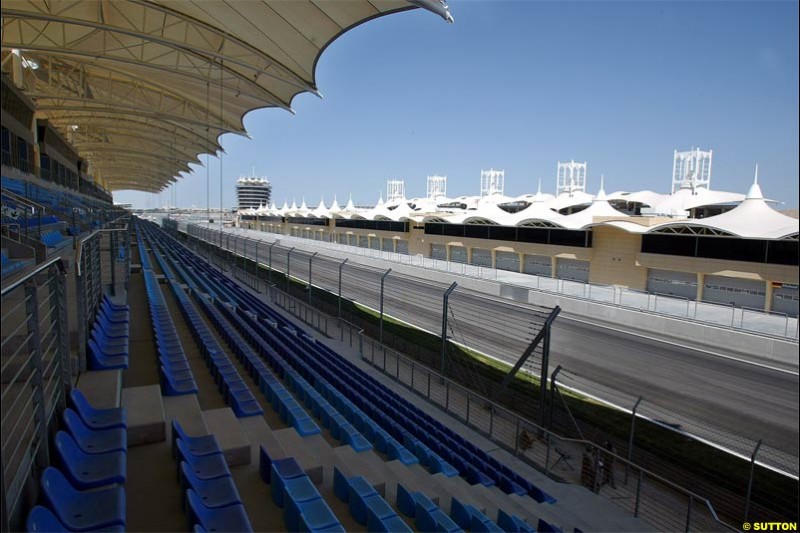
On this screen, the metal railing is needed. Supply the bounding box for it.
[74,221,131,370]
[183,222,799,522]
[347,323,737,532]
[0,257,70,532]
[222,224,798,341]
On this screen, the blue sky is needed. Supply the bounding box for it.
[116,1,800,209]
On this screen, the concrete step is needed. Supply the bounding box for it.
[203,408,251,466]
[121,384,166,446]
[238,415,285,466]
[162,393,209,441]
[76,369,122,408]
[272,427,324,484]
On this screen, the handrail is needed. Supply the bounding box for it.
[0,256,65,296]
[0,187,50,213]
[74,224,129,275]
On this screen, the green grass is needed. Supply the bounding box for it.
[202,237,797,522]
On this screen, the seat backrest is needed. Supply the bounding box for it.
[69,389,93,418]
[40,467,77,509]
[63,408,91,442]
[55,431,87,465]
[26,505,68,533]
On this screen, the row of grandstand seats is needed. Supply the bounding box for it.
[141,219,558,507]
[139,218,573,531]
[87,295,130,370]
[1,250,34,278]
[170,420,253,532]
[141,259,199,396]
[26,390,128,532]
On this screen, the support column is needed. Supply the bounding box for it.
[518,252,525,273]
[696,273,705,302]
[466,247,472,264]
[491,250,497,269]
[764,281,774,312]
[551,257,558,279]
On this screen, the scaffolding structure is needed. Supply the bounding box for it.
[672,148,713,193]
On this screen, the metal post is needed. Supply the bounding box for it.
[440,282,458,378]
[308,252,317,305]
[379,268,392,343]
[338,258,348,320]
[110,231,117,296]
[254,240,259,285]
[548,365,562,430]
[744,439,763,522]
[268,242,276,286]
[286,247,295,293]
[685,496,693,532]
[25,281,50,469]
[626,396,643,484]
[634,471,643,517]
[538,320,552,428]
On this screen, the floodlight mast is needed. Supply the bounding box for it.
[386,179,406,202]
[672,148,713,194]
[480,169,504,197]
[556,160,587,196]
[427,175,447,199]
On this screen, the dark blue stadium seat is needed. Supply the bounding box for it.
[186,489,252,533]
[270,457,305,507]
[176,439,229,481]
[69,389,127,430]
[54,432,126,490]
[40,467,126,531]
[180,462,242,509]
[63,409,127,454]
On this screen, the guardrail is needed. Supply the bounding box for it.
[74,221,131,370]
[223,224,798,341]
[0,257,70,531]
[344,321,738,532]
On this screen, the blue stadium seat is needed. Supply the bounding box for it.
[180,462,242,509]
[63,409,127,454]
[270,458,305,507]
[497,509,536,533]
[172,420,221,459]
[54,432,126,490]
[69,389,127,430]
[282,475,322,531]
[176,439,229,481]
[186,489,252,533]
[40,467,126,531]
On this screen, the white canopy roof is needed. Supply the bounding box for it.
[1,0,452,192]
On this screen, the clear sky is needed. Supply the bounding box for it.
[115,0,800,210]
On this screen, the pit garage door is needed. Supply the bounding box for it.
[450,246,468,263]
[646,269,697,300]
[470,248,492,267]
[556,258,589,282]
[431,243,447,260]
[396,240,409,255]
[381,238,394,252]
[495,251,519,272]
[358,235,369,248]
[523,254,552,277]
[772,284,799,317]
[703,275,766,310]
[337,233,347,245]
[369,237,381,250]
